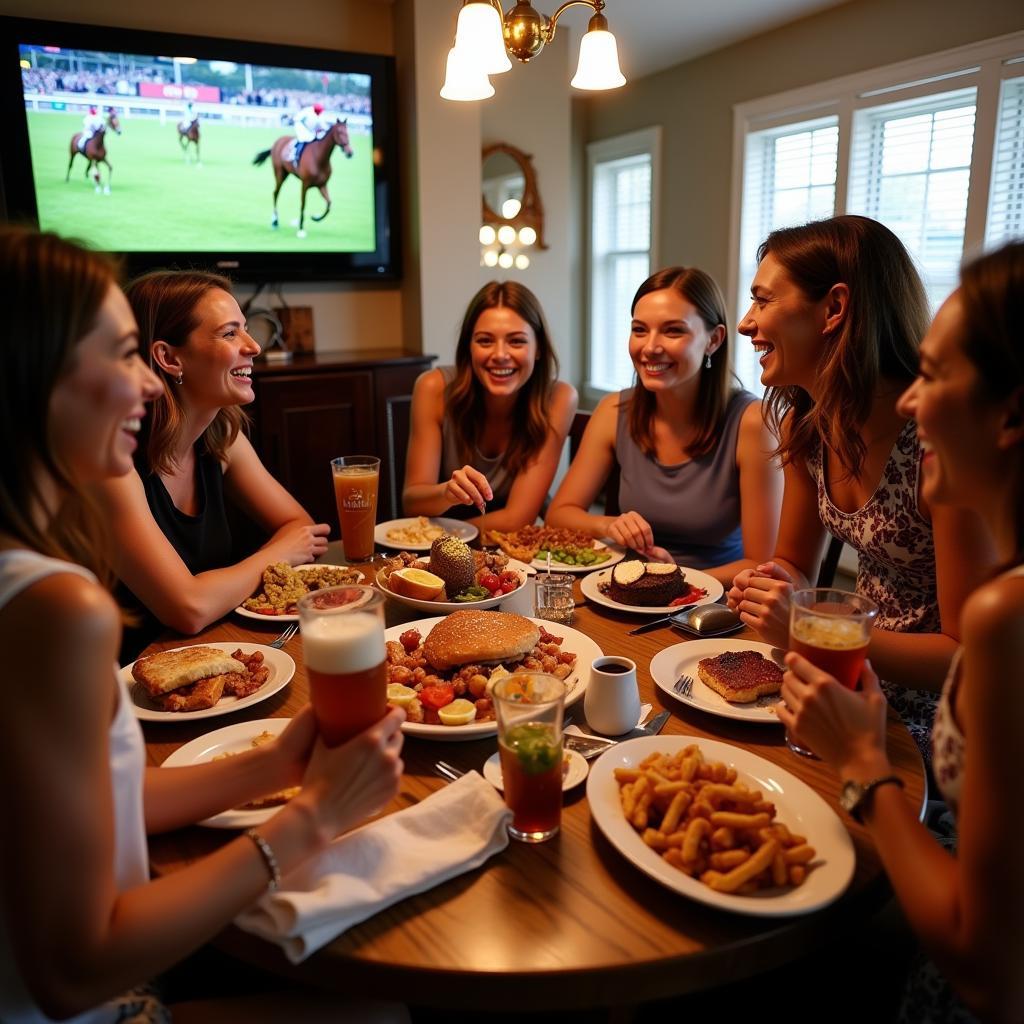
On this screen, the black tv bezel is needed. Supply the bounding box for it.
[0,16,401,282]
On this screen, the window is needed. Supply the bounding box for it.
[730,32,1024,395]
[586,127,660,396]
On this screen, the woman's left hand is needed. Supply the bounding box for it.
[638,545,674,564]
[778,654,889,774]
[269,705,319,788]
[734,561,794,647]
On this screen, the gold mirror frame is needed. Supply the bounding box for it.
[481,142,547,250]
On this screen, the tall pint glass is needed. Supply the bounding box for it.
[331,456,380,562]
[298,585,386,746]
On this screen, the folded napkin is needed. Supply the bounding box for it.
[565,702,651,739]
[236,770,511,962]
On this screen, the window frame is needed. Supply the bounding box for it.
[584,125,662,405]
[727,30,1024,391]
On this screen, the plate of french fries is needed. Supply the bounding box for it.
[586,736,855,916]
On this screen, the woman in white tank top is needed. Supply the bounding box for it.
[0,228,406,1024]
[779,242,1024,1020]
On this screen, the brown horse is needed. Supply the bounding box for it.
[67,109,121,193]
[178,118,200,164]
[252,119,353,237]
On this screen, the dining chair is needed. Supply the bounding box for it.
[816,534,846,588]
[568,408,620,516]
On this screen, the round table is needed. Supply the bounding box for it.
[142,562,926,1012]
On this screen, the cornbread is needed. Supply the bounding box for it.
[422,610,541,670]
[697,650,783,704]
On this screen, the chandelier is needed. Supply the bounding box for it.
[441,0,626,101]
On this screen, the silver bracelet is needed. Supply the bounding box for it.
[246,829,281,892]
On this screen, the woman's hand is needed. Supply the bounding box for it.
[778,654,890,776]
[606,511,657,553]
[266,705,319,789]
[638,544,674,564]
[296,706,406,842]
[730,561,794,647]
[263,521,330,566]
[445,466,493,514]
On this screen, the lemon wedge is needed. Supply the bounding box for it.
[438,698,477,726]
[390,566,445,601]
[387,684,418,708]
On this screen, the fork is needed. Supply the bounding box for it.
[268,622,299,649]
[673,674,694,698]
[433,760,465,783]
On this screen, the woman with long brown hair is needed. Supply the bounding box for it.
[779,241,1024,1021]
[96,271,329,658]
[546,266,782,585]
[402,281,577,529]
[728,215,994,758]
[0,227,405,1023]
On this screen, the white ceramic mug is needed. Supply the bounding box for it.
[585,656,641,735]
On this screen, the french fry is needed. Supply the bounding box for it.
[614,767,644,783]
[772,849,788,888]
[681,817,712,865]
[783,844,816,865]
[660,790,691,835]
[789,864,807,886]
[705,839,779,894]
[710,849,750,871]
[709,811,772,830]
[642,828,668,851]
[710,826,735,850]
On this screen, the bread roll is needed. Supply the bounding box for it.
[423,610,540,670]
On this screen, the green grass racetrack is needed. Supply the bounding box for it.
[28,111,377,252]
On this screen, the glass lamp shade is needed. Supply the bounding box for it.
[440,46,494,101]
[518,226,537,246]
[501,198,522,218]
[456,2,512,74]
[570,29,626,90]
[497,224,517,245]
[483,249,500,267]
[498,251,514,269]
[514,254,530,269]
[480,224,497,245]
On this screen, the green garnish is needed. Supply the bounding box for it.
[504,722,561,774]
[453,583,491,602]
[537,546,611,566]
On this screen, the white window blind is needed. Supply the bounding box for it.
[986,75,1024,246]
[735,118,838,393]
[848,87,977,311]
[589,152,652,392]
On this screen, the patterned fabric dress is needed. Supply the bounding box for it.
[806,419,939,767]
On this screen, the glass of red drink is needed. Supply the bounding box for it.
[492,673,566,843]
[297,585,387,746]
[786,588,879,757]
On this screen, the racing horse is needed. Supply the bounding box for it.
[252,118,352,237]
[67,109,121,193]
[178,117,200,164]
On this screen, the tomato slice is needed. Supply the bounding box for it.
[419,684,455,709]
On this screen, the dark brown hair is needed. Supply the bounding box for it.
[957,241,1024,561]
[446,281,559,478]
[625,266,735,459]
[126,270,246,475]
[759,215,929,477]
[0,226,119,579]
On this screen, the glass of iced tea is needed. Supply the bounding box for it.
[297,585,387,746]
[331,456,380,563]
[786,588,879,757]
[492,673,565,843]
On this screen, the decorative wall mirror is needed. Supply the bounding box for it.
[481,143,547,265]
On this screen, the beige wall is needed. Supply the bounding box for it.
[581,0,1024,293]
[3,0,406,353]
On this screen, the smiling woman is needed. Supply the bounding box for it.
[95,270,331,660]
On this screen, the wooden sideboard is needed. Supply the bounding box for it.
[248,350,435,529]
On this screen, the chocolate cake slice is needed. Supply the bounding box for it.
[606,561,685,606]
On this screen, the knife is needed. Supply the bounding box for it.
[563,710,672,759]
[626,616,673,636]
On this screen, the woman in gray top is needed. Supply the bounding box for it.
[403,281,577,528]
[546,266,782,585]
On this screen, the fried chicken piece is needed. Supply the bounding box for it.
[160,673,231,712]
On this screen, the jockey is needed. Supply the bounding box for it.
[178,101,198,132]
[80,105,104,152]
[293,101,328,166]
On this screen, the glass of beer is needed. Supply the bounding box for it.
[493,673,565,843]
[297,585,387,746]
[786,588,879,757]
[331,456,380,563]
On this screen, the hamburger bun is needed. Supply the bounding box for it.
[423,610,540,671]
[132,645,241,698]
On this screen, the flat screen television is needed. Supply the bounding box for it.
[0,16,400,281]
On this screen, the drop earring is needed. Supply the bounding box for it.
[174,371,183,385]
[705,353,712,370]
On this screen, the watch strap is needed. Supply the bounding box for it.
[847,775,904,823]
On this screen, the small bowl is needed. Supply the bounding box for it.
[375,558,531,614]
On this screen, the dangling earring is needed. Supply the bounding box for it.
[705,352,712,370]
[174,371,183,385]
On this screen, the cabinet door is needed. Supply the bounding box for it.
[254,371,376,532]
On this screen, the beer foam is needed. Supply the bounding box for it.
[302,611,385,673]
[792,614,867,651]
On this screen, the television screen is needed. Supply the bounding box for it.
[0,17,400,280]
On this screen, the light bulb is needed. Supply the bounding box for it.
[440,46,494,101]
[514,254,530,270]
[498,251,514,269]
[518,226,537,246]
[455,2,511,75]
[479,224,496,245]
[497,225,516,246]
[501,198,522,218]
[483,249,499,267]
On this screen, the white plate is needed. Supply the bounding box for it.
[483,748,589,791]
[386,615,602,741]
[580,564,724,615]
[235,564,365,623]
[529,540,626,574]
[650,638,785,725]
[587,735,855,917]
[162,719,293,828]
[374,517,479,551]
[124,642,295,722]
[375,558,531,614]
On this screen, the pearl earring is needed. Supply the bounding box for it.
[174,371,183,385]
[705,353,712,370]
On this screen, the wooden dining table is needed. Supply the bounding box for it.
[142,559,927,1013]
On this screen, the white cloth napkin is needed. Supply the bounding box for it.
[236,770,512,962]
[565,702,651,739]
